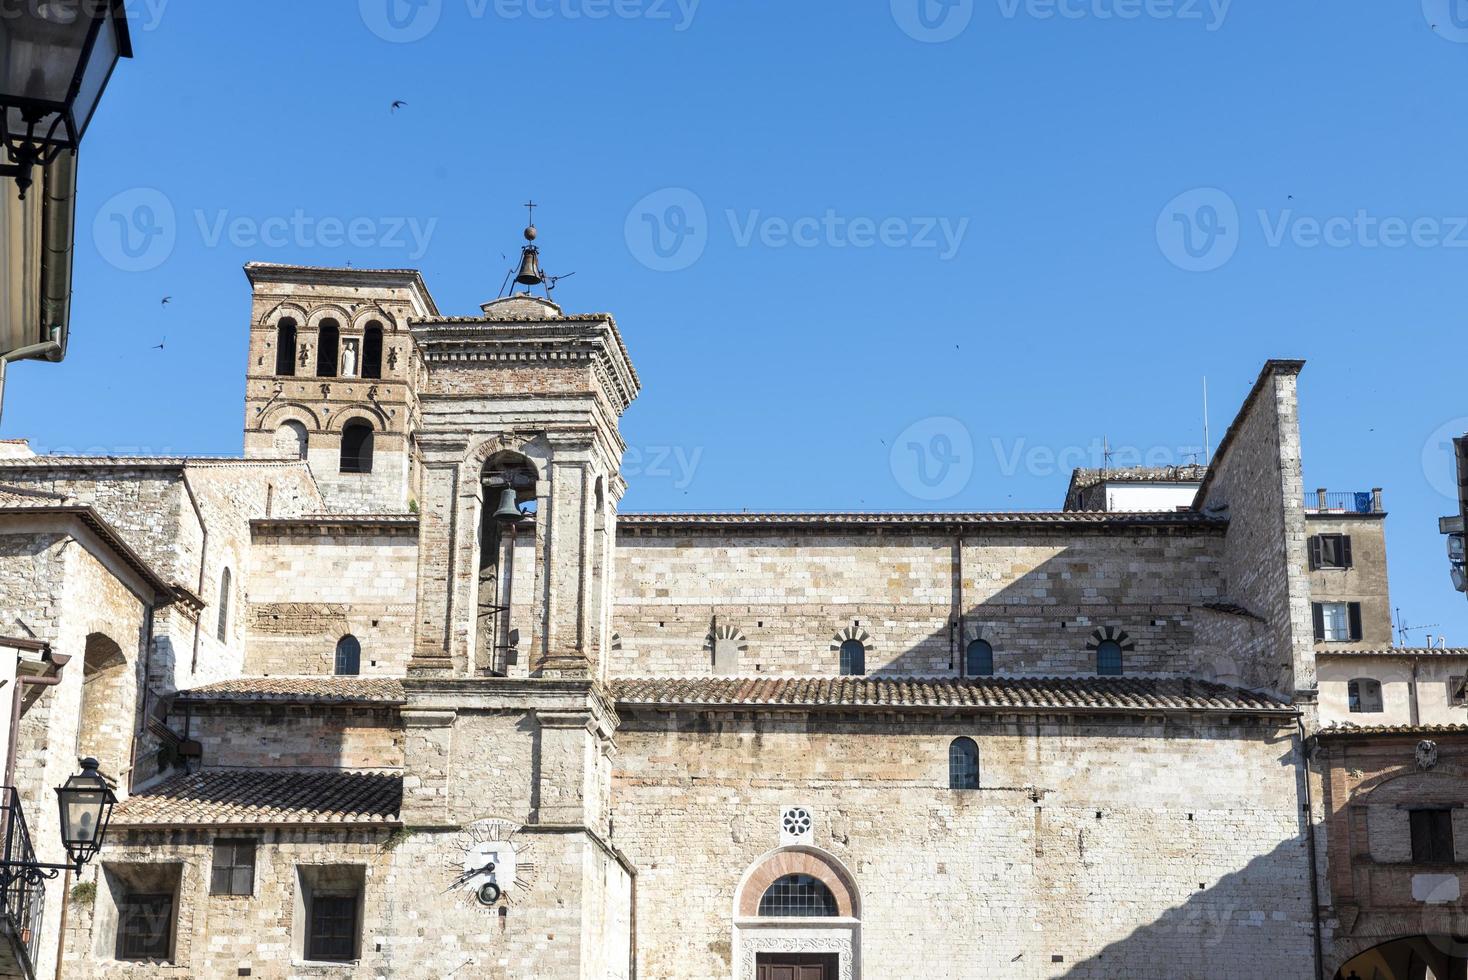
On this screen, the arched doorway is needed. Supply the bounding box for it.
[1336,936,1468,980]
[79,632,132,781]
[733,847,860,980]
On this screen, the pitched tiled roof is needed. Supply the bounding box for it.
[617,511,1224,531]
[1316,723,1468,737]
[1316,647,1468,658]
[114,769,402,826]
[611,676,1292,714]
[175,677,406,705]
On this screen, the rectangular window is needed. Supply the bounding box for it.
[307,894,359,962]
[116,893,173,961]
[1313,602,1363,642]
[210,839,257,897]
[1450,676,1467,707]
[1309,533,1353,570]
[1409,809,1455,865]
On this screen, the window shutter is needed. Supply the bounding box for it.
[1312,603,1325,641]
[1348,602,1363,641]
[1341,536,1353,568]
[1308,536,1321,570]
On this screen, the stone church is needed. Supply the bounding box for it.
[0,241,1462,979]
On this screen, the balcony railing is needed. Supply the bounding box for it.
[1304,488,1383,514]
[0,789,45,979]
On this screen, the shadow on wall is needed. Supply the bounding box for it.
[1056,830,1319,980]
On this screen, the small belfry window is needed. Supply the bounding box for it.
[340,421,374,474]
[275,319,297,376]
[1347,678,1383,713]
[758,875,838,917]
[949,737,979,790]
[216,568,231,643]
[316,320,340,377]
[838,639,865,676]
[362,322,383,379]
[965,639,993,677]
[1095,639,1123,676]
[335,635,361,676]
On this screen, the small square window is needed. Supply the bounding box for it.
[1347,678,1383,713]
[1310,534,1352,570]
[211,839,257,897]
[1409,809,1455,865]
[1450,676,1466,708]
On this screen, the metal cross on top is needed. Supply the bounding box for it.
[524,200,537,225]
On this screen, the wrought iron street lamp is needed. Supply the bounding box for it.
[0,759,116,891]
[0,0,133,199]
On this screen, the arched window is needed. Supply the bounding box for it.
[1096,639,1123,676]
[949,737,980,789]
[758,875,838,917]
[216,568,231,642]
[274,420,308,460]
[316,320,340,377]
[340,421,374,474]
[274,319,297,376]
[965,639,993,677]
[362,322,383,379]
[335,635,361,676]
[1348,678,1383,713]
[838,639,865,676]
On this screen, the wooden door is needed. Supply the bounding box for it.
[756,953,839,980]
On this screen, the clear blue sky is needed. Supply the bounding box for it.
[4,0,1467,643]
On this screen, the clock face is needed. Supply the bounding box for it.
[448,818,537,908]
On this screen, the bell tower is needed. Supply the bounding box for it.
[407,223,639,679]
[241,263,438,513]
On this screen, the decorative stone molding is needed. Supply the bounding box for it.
[736,847,859,918]
[829,626,872,655]
[1085,626,1135,652]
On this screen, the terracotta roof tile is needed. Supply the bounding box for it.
[1315,723,1468,737]
[611,676,1291,714]
[617,512,1224,531]
[175,677,406,705]
[1316,647,1468,658]
[115,769,402,826]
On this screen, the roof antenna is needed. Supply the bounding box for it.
[1202,376,1211,465]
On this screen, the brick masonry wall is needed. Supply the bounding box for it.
[612,710,1318,980]
[610,530,1226,679]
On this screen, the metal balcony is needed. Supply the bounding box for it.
[0,789,44,980]
[1304,488,1384,514]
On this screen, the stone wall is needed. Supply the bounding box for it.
[612,708,1316,980]
[245,521,418,676]
[610,529,1226,679]
[182,704,403,769]
[1195,360,1316,701]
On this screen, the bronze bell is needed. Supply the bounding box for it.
[513,246,544,287]
[492,484,524,524]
